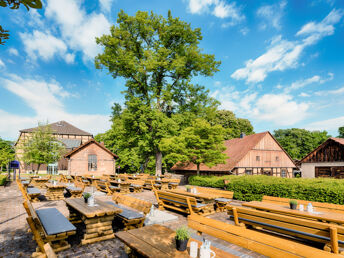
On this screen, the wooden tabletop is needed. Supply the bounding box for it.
[167,189,219,200]
[115,224,236,258]
[32,178,49,182]
[45,182,66,189]
[242,201,344,225]
[65,198,122,218]
[110,180,131,185]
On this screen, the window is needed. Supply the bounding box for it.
[88,154,97,171]
[256,156,260,161]
[281,169,287,178]
[275,156,279,161]
[245,169,253,175]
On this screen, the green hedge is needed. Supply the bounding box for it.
[188,175,344,205]
[0,174,8,186]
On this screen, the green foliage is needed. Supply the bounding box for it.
[273,128,330,160]
[0,138,15,170]
[0,174,7,186]
[21,122,64,173]
[208,110,254,140]
[289,199,297,205]
[83,192,91,199]
[338,126,344,138]
[95,10,220,175]
[160,119,227,175]
[175,226,190,240]
[0,0,42,45]
[189,175,344,204]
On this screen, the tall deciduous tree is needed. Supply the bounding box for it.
[0,0,42,45]
[274,128,330,160]
[160,119,227,175]
[0,138,14,173]
[22,123,64,174]
[338,126,344,138]
[95,10,220,175]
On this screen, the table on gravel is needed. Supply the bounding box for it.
[21,180,30,188]
[242,201,344,225]
[167,189,220,204]
[32,177,50,188]
[65,185,83,198]
[115,224,236,258]
[45,183,66,200]
[65,198,122,245]
[155,180,170,190]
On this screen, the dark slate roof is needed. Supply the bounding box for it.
[20,121,92,136]
[64,139,118,159]
[58,138,81,149]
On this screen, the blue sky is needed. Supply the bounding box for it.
[1,0,344,140]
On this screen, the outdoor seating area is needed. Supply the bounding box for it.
[2,173,344,257]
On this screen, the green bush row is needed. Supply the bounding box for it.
[0,174,8,186]
[188,175,344,204]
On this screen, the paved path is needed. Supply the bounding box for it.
[0,182,262,257]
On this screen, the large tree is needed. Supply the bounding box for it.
[0,138,15,174]
[22,123,64,174]
[95,10,220,175]
[338,126,344,138]
[274,128,330,160]
[160,119,227,175]
[0,0,42,45]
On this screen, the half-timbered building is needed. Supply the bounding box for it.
[300,137,344,178]
[172,131,296,177]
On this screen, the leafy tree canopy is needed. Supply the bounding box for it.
[338,126,344,138]
[0,137,15,170]
[0,0,42,45]
[160,119,227,175]
[21,122,64,173]
[95,10,220,175]
[274,128,331,160]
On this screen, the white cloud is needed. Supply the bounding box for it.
[45,0,111,60]
[283,73,333,93]
[20,30,74,63]
[188,0,244,25]
[315,86,344,96]
[232,9,343,83]
[257,0,287,30]
[99,0,114,12]
[8,48,19,56]
[0,59,5,68]
[299,92,310,97]
[306,116,344,132]
[0,75,111,139]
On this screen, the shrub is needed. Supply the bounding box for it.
[189,175,344,204]
[0,174,8,186]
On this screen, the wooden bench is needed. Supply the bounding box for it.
[227,205,344,254]
[126,179,145,193]
[154,190,214,216]
[262,196,344,215]
[23,201,76,253]
[188,213,342,258]
[17,180,42,202]
[95,179,116,195]
[194,186,234,211]
[143,180,161,190]
[106,193,152,230]
[167,178,180,189]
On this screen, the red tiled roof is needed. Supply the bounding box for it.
[20,121,92,136]
[64,139,118,159]
[172,131,269,172]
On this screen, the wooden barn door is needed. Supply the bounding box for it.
[315,167,331,178]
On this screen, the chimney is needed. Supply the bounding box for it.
[240,132,245,138]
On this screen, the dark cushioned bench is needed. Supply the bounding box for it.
[215,197,231,202]
[66,186,81,192]
[36,208,76,235]
[107,202,144,220]
[27,187,41,195]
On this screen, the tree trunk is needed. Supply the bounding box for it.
[155,151,162,176]
[197,164,200,176]
[142,157,149,173]
[37,164,41,175]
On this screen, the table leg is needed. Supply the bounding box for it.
[81,214,115,245]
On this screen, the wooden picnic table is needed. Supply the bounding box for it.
[115,224,236,258]
[155,180,169,190]
[242,201,344,225]
[21,180,30,188]
[45,183,66,200]
[65,198,121,245]
[32,178,50,188]
[65,185,83,198]
[167,189,220,203]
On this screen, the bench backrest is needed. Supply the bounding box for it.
[262,196,344,214]
[74,181,86,191]
[17,180,29,200]
[127,179,145,186]
[188,213,341,258]
[227,205,344,246]
[155,190,198,207]
[112,193,152,214]
[194,186,233,199]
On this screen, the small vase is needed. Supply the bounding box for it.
[84,197,88,203]
[187,188,191,192]
[176,238,189,251]
[290,203,297,210]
